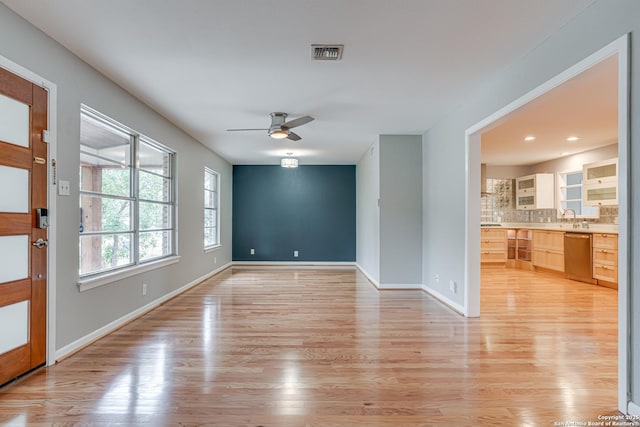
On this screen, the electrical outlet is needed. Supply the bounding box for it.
[434,274,439,283]
[58,180,70,196]
[449,280,457,294]
[293,250,299,257]
[142,283,147,296]
[250,248,255,255]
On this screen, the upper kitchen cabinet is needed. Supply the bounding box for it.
[583,157,618,206]
[515,173,554,210]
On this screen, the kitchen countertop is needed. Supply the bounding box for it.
[491,222,618,234]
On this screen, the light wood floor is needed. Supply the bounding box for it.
[0,267,618,426]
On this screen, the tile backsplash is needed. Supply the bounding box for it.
[481,178,618,224]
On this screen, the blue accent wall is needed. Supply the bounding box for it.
[233,165,355,261]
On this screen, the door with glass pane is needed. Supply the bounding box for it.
[0,67,48,385]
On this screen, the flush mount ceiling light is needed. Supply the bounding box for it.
[281,153,298,168]
[567,136,580,141]
[524,135,536,141]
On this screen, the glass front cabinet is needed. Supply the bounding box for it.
[583,157,618,206]
[515,173,555,210]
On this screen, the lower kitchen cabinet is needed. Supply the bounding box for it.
[481,228,506,263]
[532,230,565,272]
[505,229,533,270]
[485,227,619,288]
[516,229,532,262]
[593,233,618,288]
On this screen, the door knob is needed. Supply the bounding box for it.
[32,238,48,249]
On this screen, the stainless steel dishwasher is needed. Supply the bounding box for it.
[564,232,593,283]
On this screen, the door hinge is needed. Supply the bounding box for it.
[42,130,50,143]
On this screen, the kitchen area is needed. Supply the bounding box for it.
[468,38,625,416]
[479,53,619,292]
[480,150,619,289]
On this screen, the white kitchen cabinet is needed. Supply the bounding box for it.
[583,158,618,206]
[515,173,554,210]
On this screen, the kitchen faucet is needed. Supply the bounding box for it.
[561,208,579,229]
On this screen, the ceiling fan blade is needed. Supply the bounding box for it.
[282,115,314,129]
[226,128,268,132]
[286,132,302,141]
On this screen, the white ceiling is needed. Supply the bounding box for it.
[2,0,599,165]
[481,53,618,166]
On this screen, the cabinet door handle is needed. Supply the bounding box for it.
[602,249,608,254]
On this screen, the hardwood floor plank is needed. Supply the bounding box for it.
[0,267,618,425]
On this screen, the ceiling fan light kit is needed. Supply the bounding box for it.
[270,130,289,139]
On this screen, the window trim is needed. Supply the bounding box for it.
[204,167,221,251]
[556,168,600,219]
[78,105,177,285]
[77,255,181,292]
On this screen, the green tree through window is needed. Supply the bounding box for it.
[79,106,175,277]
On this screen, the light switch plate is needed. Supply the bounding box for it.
[58,180,70,196]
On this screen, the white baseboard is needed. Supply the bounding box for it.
[629,401,640,416]
[232,261,355,269]
[355,264,421,290]
[355,263,380,288]
[377,283,422,290]
[421,283,465,315]
[55,262,232,361]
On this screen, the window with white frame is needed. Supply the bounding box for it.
[204,167,220,249]
[557,170,599,219]
[79,106,176,277]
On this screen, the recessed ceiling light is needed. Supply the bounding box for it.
[561,152,570,156]
[567,136,579,141]
[524,136,536,141]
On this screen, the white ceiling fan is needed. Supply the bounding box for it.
[227,112,314,141]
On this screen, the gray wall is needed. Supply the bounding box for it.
[379,135,422,285]
[356,141,380,282]
[0,5,232,350]
[529,143,618,176]
[422,0,639,405]
[486,144,617,179]
[485,165,531,180]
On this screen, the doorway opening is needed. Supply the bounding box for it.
[464,35,629,413]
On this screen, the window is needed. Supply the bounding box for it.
[557,170,599,219]
[79,106,175,277]
[204,168,220,249]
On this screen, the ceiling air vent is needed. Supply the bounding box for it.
[311,44,344,61]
